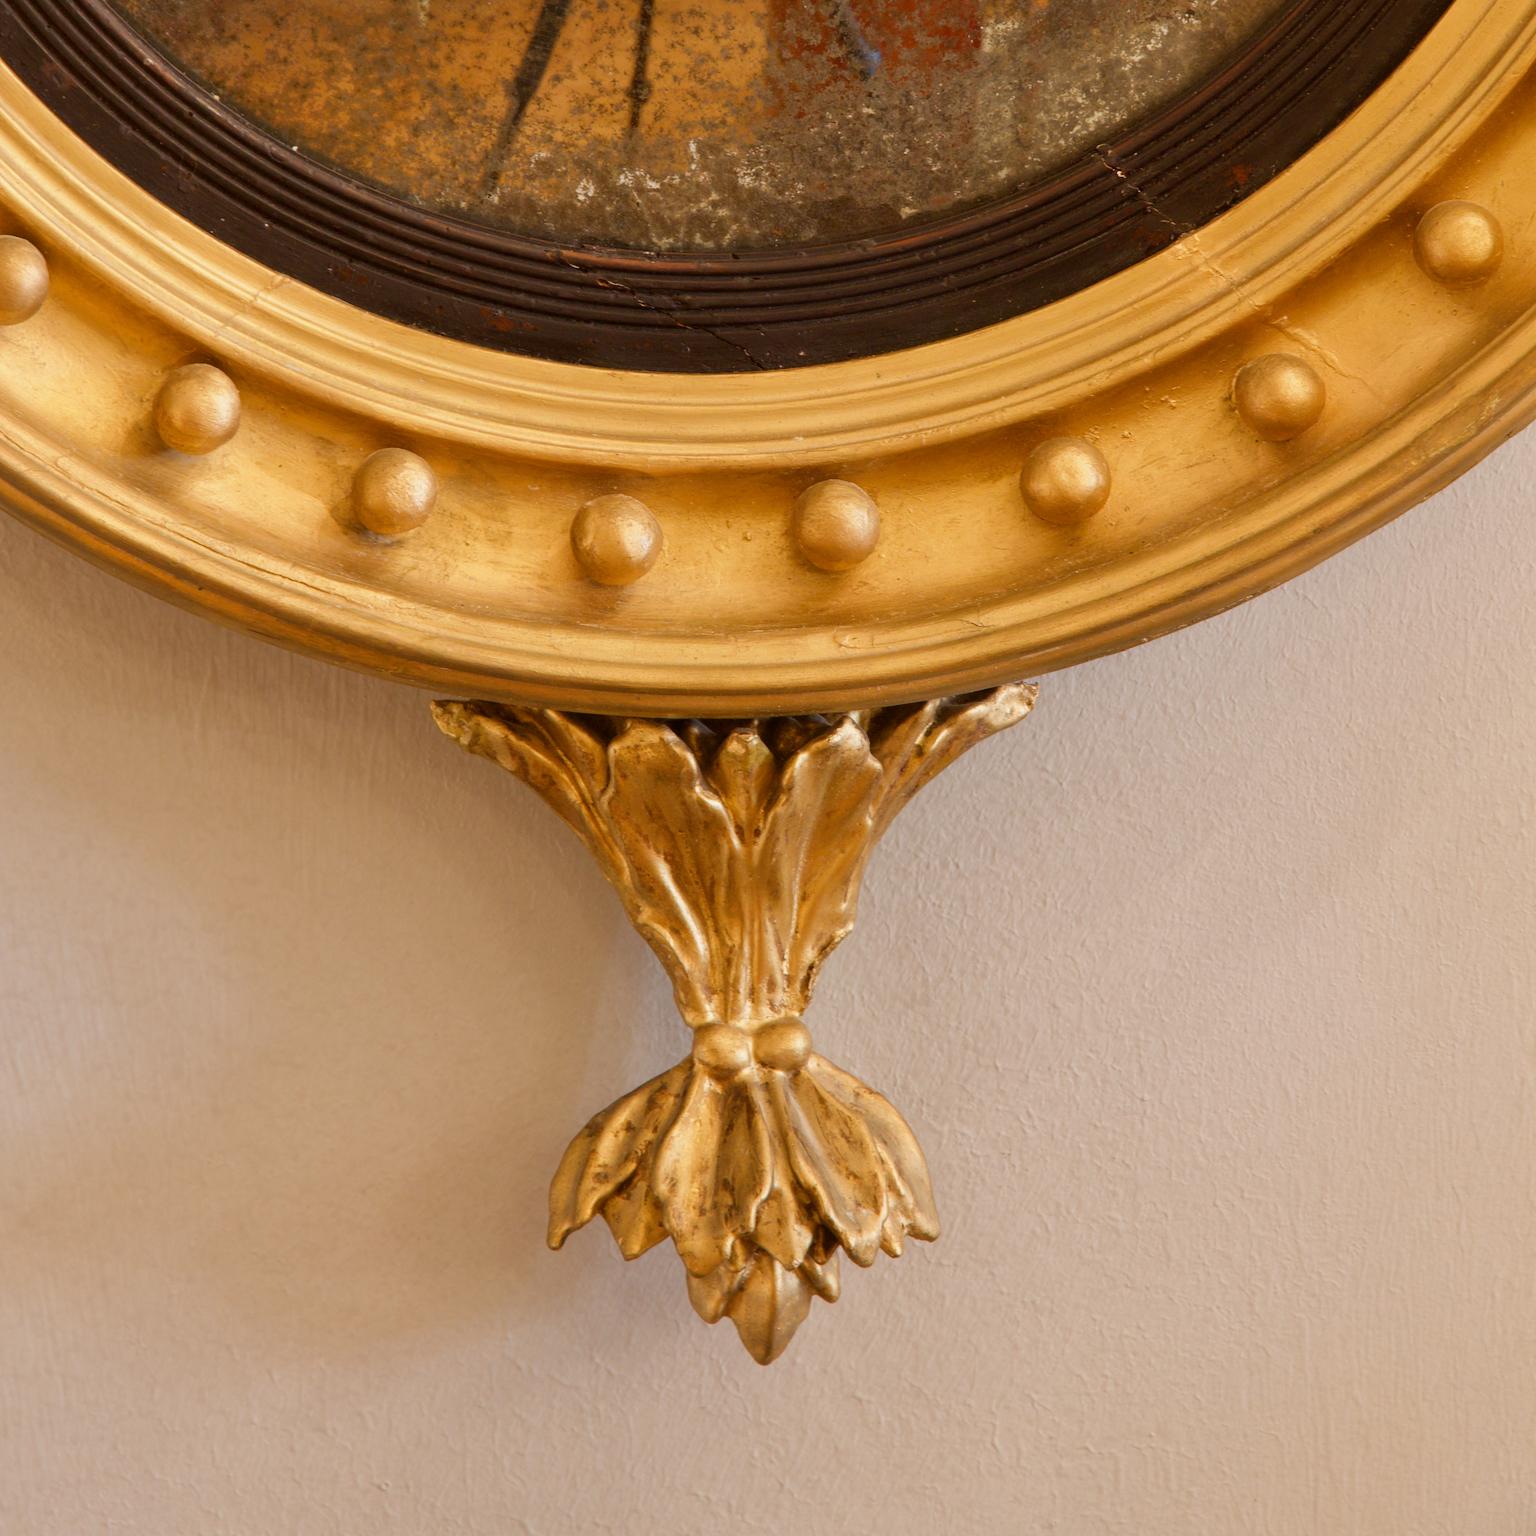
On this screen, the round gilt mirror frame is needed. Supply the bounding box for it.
[1,1,1533,1363]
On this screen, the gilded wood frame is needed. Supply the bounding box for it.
[0,2,1532,714]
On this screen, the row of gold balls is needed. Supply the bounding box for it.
[0,199,1505,586]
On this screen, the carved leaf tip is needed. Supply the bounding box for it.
[546,1050,939,1364]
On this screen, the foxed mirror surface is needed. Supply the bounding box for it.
[112,0,1291,251]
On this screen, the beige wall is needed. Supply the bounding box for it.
[0,437,1532,1535]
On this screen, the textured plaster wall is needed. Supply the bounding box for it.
[0,436,1533,1536]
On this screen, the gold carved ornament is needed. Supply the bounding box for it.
[434,689,1034,1362]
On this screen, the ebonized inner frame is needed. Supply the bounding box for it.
[0,0,1452,373]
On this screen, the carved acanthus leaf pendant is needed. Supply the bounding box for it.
[433,685,1037,1363]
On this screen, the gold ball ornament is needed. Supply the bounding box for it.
[0,235,48,325]
[571,493,663,586]
[1020,437,1111,527]
[1415,200,1504,287]
[153,363,241,455]
[792,479,881,572]
[352,447,438,538]
[754,1019,813,1073]
[692,1024,752,1079]
[1233,354,1327,442]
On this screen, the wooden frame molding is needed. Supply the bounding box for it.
[0,5,1531,714]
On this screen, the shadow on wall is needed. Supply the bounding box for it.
[0,514,682,1355]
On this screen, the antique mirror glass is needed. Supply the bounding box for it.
[113,0,1297,250]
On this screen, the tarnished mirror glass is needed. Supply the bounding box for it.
[112,0,1291,251]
